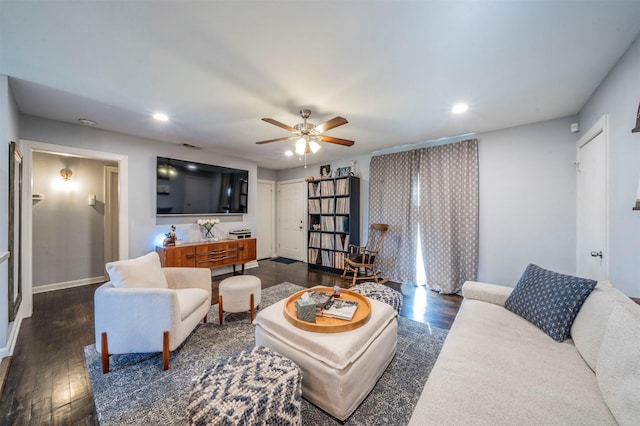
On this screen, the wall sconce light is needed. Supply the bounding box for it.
[157,163,178,178]
[633,100,640,133]
[60,167,73,181]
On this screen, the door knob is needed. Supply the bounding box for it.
[590,251,603,258]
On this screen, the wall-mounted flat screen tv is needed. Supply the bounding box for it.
[156,157,248,215]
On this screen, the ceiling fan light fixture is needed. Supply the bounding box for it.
[309,140,321,153]
[295,138,307,155]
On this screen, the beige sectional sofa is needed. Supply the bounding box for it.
[409,280,640,425]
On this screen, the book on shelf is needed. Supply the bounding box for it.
[335,178,350,194]
[308,182,321,197]
[308,199,321,213]
[320,180,335,195]
[321,198,335,213]
[336,198,350,214]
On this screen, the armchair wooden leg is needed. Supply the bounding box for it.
[162,331,170,371]
[250,293,255,322]
[351,269,358,287]
[203,313,208,323]
[218,295,224,325]
[101,332,110,374]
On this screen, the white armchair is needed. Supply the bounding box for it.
[94,252,211,373]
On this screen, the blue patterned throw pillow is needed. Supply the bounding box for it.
[504,264,597,342]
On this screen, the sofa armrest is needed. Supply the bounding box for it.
[461,281,513,306]
[162,267,211,298]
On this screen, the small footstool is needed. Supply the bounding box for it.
[218,275,261,324]
[255,289,398,421]
[351,282,403,314]
[187,346,302,426]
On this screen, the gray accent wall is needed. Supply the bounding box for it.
[31,152,115,287]
[578,34,640,296]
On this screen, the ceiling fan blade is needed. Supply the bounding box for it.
[314,116,348,133]
[317,135,355,147]
[262,118,296,132]
[256,137,291,144]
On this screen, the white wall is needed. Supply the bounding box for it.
[19,114,259,260]
[32,152,115,287]
[1,75,21,356]
[277,117,578,287]
[578,35,640,296]
[478,117,578,285]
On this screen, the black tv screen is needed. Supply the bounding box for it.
[156,157,248,215]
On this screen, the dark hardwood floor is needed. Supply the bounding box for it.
[0,260,462,425]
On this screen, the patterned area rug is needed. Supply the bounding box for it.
[85,282,448,425]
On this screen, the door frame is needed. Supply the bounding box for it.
[21,139,129,318]
[104,165,119,266]
[276,178,307,261]
[576,115,609,279]
[257,179,276,259]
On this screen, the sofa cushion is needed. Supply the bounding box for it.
[175,288,209,321]
[106,252,168,289]
[596,306,640,425]
[571,283,640,371]
[504,264,596,342]
[410,298,616,425]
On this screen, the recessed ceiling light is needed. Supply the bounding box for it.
[284,150,293,156]
[153,112,169,122]
[452,103,469,114]
[78,118,96,126]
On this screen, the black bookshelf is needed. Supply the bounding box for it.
[307,176,360,273]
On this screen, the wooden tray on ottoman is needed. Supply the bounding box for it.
[283,287,371,333]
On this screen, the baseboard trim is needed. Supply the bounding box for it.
[0,311,24,359]
[32,276,107,294]
[0,356,12,396]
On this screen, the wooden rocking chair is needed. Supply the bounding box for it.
[342,223,389,287]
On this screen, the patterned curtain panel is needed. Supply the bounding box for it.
[369,151,418,283]
[418,139,479,294]
[369,139,479,293]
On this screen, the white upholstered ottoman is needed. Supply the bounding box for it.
[254,294,398,421]
[219,275,261,324]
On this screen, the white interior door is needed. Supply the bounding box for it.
[277,180,306,260]
[576,116,608,280]
[256,180,275,259]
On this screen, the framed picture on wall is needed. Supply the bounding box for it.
[320,165,331,177]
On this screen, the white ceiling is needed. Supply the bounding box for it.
[2,1,640,170]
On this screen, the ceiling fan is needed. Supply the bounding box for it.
[256,109,354,165]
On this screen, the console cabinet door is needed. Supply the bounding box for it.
[237,238,257,263]
[157,246,196,267]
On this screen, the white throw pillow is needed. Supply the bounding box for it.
[571,284,640,371]
[106,252,168,289]
[596,306,640,425]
